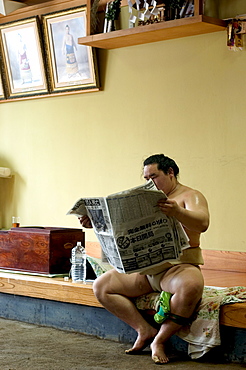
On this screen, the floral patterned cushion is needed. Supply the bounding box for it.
[86,256,113,277]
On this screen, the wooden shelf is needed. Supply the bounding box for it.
[78,15,227,49]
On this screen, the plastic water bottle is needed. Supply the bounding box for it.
[70,242,86,283]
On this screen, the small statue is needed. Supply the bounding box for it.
[105,0,122,32]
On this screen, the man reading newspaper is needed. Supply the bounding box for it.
[79,154,210,364]
[69,177,190,275]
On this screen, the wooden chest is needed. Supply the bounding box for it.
[0,227,84,275]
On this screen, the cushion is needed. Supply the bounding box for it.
[86,256,113,277]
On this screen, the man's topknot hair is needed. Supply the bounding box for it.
[143,154,179,178]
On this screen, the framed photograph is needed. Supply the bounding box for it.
[42,6,99,94]
[0,17,48,99]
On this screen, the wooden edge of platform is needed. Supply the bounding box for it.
[0,271,102,308]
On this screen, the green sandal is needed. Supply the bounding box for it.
[154,291,173,324]
[154,291,191,326]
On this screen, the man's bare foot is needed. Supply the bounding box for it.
[125,327,158,354]
[151,342,169,364]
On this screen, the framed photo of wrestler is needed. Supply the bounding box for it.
[42,6,99,94]
[0,17,48,99]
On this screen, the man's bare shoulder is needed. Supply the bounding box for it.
[174,184,208,206]
[179,184,205,197]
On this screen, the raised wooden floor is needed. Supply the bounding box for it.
[0,246,245,329]
[0,272,100,307]
[0,250,246,328]
[200,250,246,329]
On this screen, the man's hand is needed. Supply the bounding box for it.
[158,190,209,233]
[78,215,93,228]
[157,198,180,217]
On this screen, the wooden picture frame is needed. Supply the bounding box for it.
[42,6,99,94]
[0,17,48,99]
[0,72,5,100]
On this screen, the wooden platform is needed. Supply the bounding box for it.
[0,245,245,329]
[200,250,246,329]
[0,272,100,307]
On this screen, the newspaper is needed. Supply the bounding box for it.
[67,180,190,274]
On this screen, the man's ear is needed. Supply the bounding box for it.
[167,167,174,175]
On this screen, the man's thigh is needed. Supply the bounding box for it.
[159,264,204,294]
[95,269,154,298]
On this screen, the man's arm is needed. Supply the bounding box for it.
[157,190,209,233]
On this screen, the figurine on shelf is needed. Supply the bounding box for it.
[227,18,246,51]
[169,0,189,20]
[104,0,121,32]
[170,0,181,19]
[132,0,192,28]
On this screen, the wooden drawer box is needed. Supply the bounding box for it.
[0,227,84,275]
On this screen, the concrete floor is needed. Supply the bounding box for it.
[0,317,245,370]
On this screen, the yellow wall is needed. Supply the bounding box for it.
[1,17,246,252]
[218,0,246,19]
